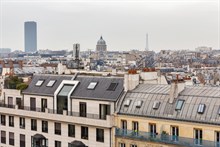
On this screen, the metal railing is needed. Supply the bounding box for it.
[115,128,220,147]
[0,104,108,120]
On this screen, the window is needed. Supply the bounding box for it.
[55,122,61,135]
[1,115,6,125]
[87,82,98,90]
[58,85,74,96]
[194,129,203,145]
[41,99,47,112]
[218,106,220,115]
[47,80,56,87]
[99,104,110,119]
[119,143,126,147]
[149,123,157,137]
[30,97,36,111]
[171,126,179,141]
[96,128,104,142]
[121,120,127,130]
[216,131,220,145]
[1,131,6,144]
[135,100,143,108]
[107,83,118,91]
[16,97,22,109]
[35,80,44,86]
[42,121,48,133]
[55,141,61,147]
[130,145,137,147]
[31,119,37,131]
[124,100,131,107]
[20,117,25,129]
[20,134,25,147]
[9,132,14,145]
[153,101,160,110]
[175,99,185,110]
[198,104,206,114]
[80,102,87,117]
[68,124,75,137]
[9,116,14,127]
[81,126,88,140]
[132,121,139,136]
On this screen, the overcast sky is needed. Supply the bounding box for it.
[0,0,219,52]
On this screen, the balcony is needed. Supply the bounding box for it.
[115,128,219,147]
[0,104,113,128]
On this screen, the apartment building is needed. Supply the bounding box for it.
[0,74,124,147]
[115,83,220,147]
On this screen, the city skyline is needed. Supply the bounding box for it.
[0,0,219,52]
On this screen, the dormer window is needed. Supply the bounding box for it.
[35,80,44,86]
[87,82,98,90]
[107,83,118,91]
[124,100,131,107]
[153,101,160,110]
[198,104,206,114]
[175,99,184,110]
[47,80,56,87]
[135,100,143,108]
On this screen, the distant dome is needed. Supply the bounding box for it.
[97,36,106,45]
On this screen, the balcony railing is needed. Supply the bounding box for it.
[0,104,108,120]
[115,128,220,147]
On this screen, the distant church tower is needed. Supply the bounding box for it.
[96,36,107,59]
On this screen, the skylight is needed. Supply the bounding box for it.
[35,80,44,86]
[153,101,160,110]
[107,83,118,91]
[175,100,184,110]
[198,104,206,114]
[58,85,74,96]
[87,82,98,90]
[124,99,131,107]
[218,106,220,115]
[47,80,56,87]
[135,100,143,108]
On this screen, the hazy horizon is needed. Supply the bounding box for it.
[0,0,220,52]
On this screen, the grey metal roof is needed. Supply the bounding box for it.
[71,76,124,101]
[22,75,73,96]
[118,84,220,125]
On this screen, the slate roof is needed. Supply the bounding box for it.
[71,76,124,101]
[22,75,73,96]
[118,84,220,125]
[22,75,124,101]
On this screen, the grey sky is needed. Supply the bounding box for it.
[0,0,219,52]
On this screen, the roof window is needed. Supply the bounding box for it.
[198,104,206,114]
[47,80,56,87]
[107,83,118,91]
[135,100,143,108]
[87,82,98,90]
[175,99,184,110]
[153,101,160,110]
[124,99,131,107]
[35,80,44,86]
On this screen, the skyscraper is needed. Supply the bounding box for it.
[145,33,149,51]
[24,21,37,53]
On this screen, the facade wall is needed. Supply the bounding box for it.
[23,94,54,110]
[71,98,115,115]
[0,115,111,147]
[115,115,220,145]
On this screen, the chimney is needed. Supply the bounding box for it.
[169,74,185,103]
[124,70,139,91]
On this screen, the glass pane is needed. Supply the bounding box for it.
[58,85,74,96]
